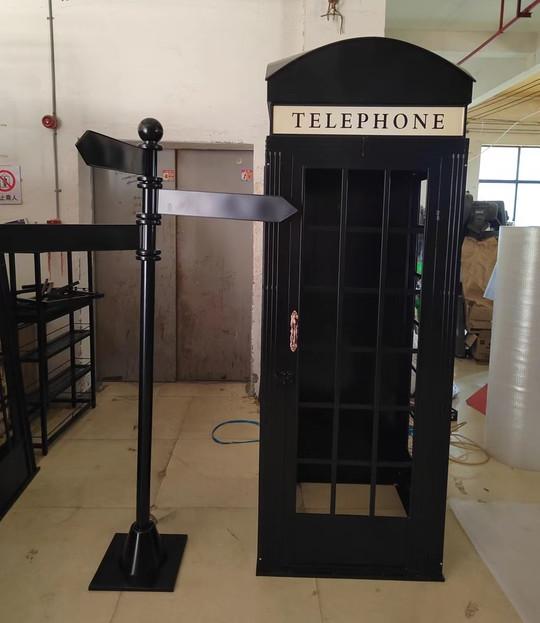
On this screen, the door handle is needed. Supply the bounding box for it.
[290,310,299,352]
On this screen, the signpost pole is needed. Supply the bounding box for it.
[122,118,165,580]
[88,119,187,592]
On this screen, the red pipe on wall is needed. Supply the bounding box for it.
[458,0,540,65]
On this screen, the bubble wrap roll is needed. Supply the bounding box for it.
[486,227,540,471]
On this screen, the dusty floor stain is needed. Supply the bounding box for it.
[453,477,468,495]
[226,527,240,542]
[465,601,479,618]
[26,548,38,562]
[156,510,177,524]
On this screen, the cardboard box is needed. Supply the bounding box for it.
[465,301,492,331]
[461,236,497,306]
[466,329,491,362]
[461,236,496,333]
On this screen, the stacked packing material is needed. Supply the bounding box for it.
[461,236,497,362]
[486,227,540,471]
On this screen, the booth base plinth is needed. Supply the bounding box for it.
[89,533,187,592]
[256,562,444,582]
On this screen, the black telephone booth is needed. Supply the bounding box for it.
[257,37,473,581]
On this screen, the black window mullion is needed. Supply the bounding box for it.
[329,170,349,515]
[477,179,518,183]
[368,170,392,517]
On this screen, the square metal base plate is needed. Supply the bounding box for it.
[89,532,187,592]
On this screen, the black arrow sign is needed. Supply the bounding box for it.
[158,189,296,223]
[76,130,297,224]
[76,130,145,176]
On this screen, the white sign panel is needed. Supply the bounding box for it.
[273,106,465,137]
[0,165,22,205]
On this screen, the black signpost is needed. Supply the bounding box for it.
[77,118,295,592]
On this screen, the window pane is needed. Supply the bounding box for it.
[335,484,371,516]
[479,146,518,180]
[296,480,331,514]
[518,148,540,181]
[477,182,516,219]
[515,184,540,226]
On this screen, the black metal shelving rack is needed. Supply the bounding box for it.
[8,250,101,455]
[0,224,140,456]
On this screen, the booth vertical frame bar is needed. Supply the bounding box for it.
[368,171,391,517]
[329,170,348,516]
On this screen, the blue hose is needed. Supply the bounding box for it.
[211,419,260,445]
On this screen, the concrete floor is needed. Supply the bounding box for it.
[0,359,534,622]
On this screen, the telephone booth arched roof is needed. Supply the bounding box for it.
[266,37,474,106]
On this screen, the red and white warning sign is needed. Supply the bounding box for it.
[0,165,22,205]
[162,169,175,182]
[241,168,253,182]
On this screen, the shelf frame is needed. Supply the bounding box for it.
[19,328,91,363]
[7,245,102,454]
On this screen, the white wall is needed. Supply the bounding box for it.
[2,1,56,224]
[1,0,307,223]
[1,0,386,391]
[304,0,386,50]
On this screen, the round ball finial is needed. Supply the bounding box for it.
[138,118,163,143]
